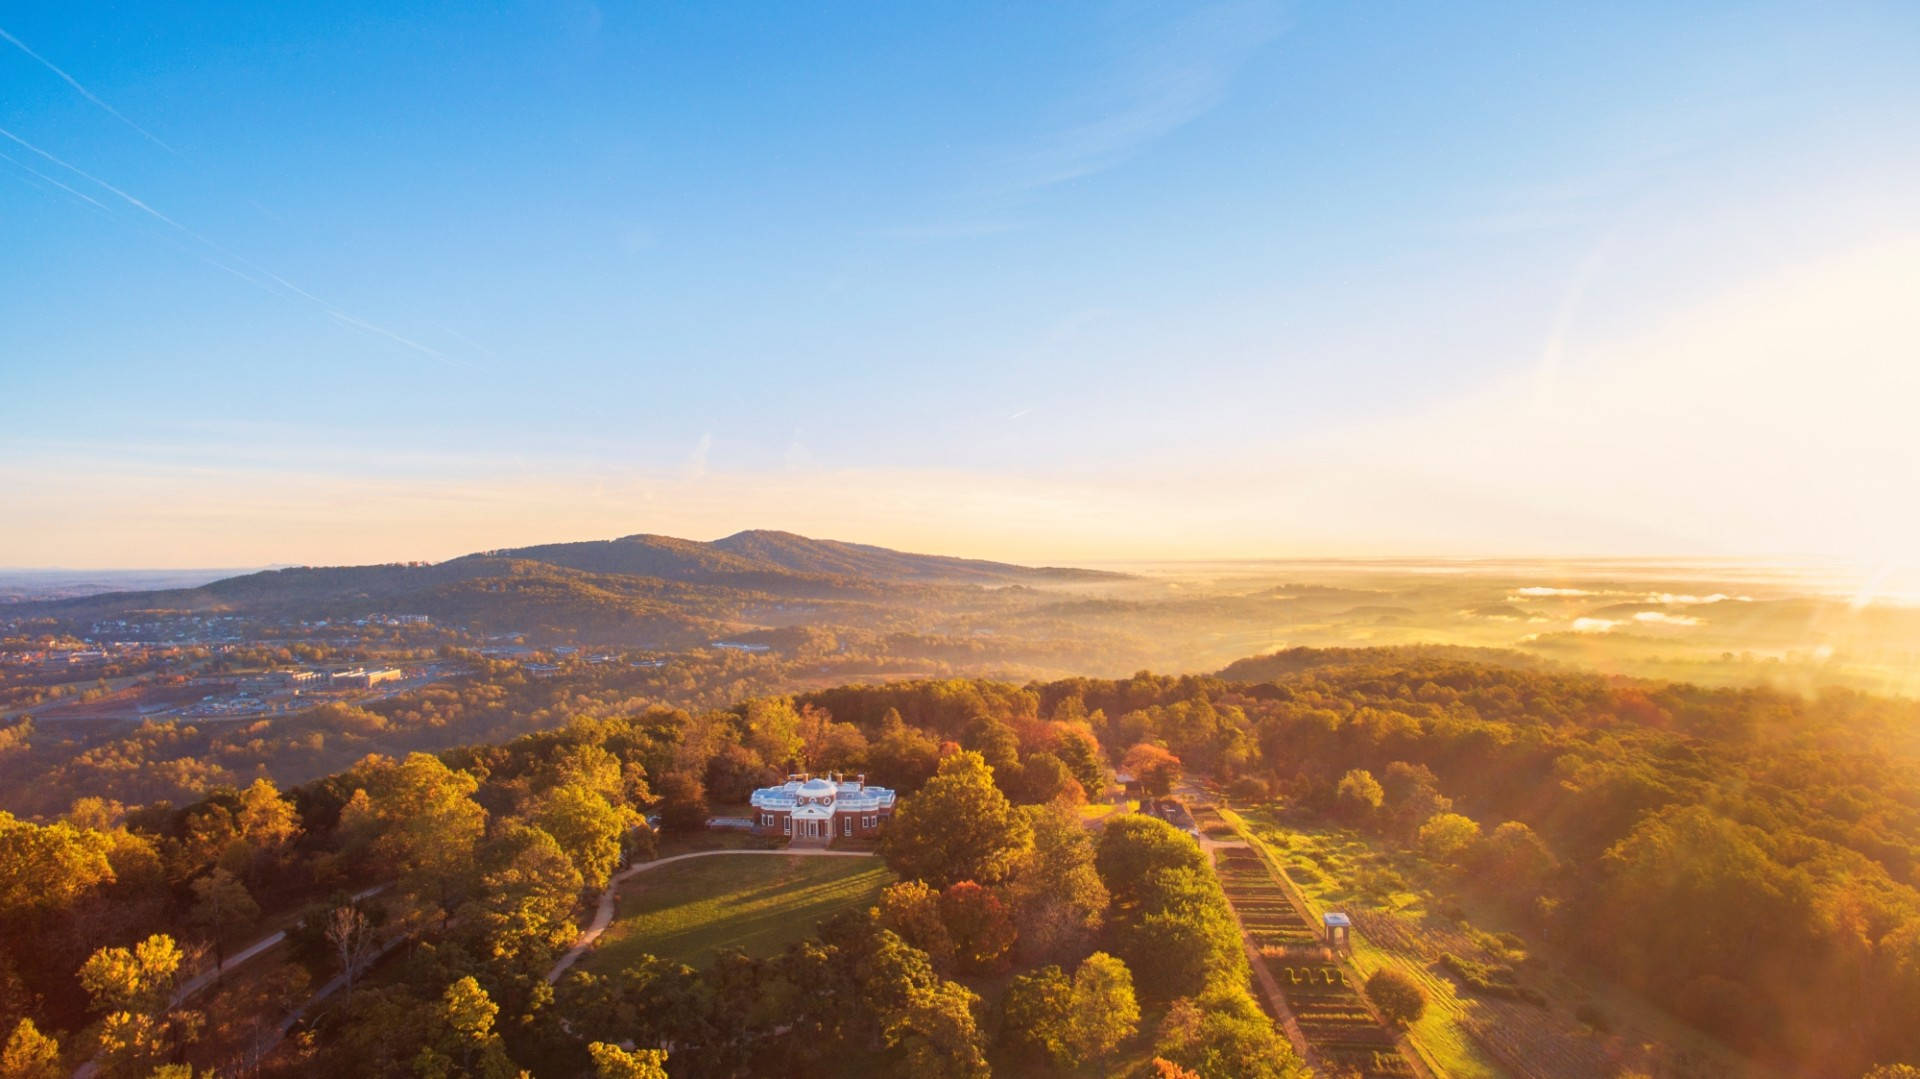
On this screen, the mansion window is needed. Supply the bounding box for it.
[783,817,792,834]
[842,817,853,836]
[863,815,875,829]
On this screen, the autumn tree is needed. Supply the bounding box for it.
[588,1042,668,1079]
[876,881,956,972]
[655,771,709,833]
[1122,743,1182,797]
[1007,800,1108,962]
[535,782,628,890]
[342,753,488,921]
[79,934,197,1078]
[0,1019,61,1079]
[188,867,261,968]
[882,751,1032,888]
[324,902,379,992]
[1335,768,1384,820]
[411,976,519,1079]
[1417,812,1482,867]
[939,882,1016,974]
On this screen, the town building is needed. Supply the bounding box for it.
[750,773,896,842]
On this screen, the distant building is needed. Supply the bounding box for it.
[277,670,325,688]
[750,774,896,842]
[330,667,402,689]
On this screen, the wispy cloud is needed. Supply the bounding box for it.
[1011,1,1285,191]
[0,24,176,153]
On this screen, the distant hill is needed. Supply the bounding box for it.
[4,531,1123,640]
[707,530,1119,583]
[475,530,1120,585]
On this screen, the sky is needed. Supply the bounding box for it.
[3,1,1919,569]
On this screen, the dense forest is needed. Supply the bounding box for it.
[5,648,1920,1076]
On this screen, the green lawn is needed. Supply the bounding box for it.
[585,855,894,972]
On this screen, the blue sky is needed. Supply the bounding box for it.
[3,2,1919,567]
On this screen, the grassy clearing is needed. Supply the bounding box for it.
[585,855,893,971]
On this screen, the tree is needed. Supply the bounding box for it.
[1335,769,1384,820]
[588,1043,668,1079]
[1096,814,1206,908]
[1017,753,1081,805]
[876,881,956,972]
[1416,812,1481,867]
[1000,965,1073,1066]
[1008,801,1107,962]
[1122,743,1182,797]
[325,902,378,992]
[79,935,196,1078]
[881,752,1032,888]
[1153,985,1301,1079]
[412,976,518,1079]
[343,753,488,920]
[939,882,1016,974]
[536,783,627,890]
[655,771,709,833]
[1055,727,1110,802]
[463,823,582,991]
[1066,951,1139,1061]
[189,867,261,969]
[1366,967,1427,1027]
[883,978,988,1079]
[1479,821,1557,892]
[0,1019,61,1079]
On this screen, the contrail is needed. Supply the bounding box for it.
[0,148,114,213]
[0,24,177,154]
[0,123,452,364]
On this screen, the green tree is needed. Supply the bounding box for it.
[462,823,582,990]
[1365,967,1427,1027]
[1067,951,1139,1061]
[881,752,1033,888]
[1055,727,1110,802]
[1000,965,1073,1066]
[0,1019,62,1079]
[1153,985,1301,1079]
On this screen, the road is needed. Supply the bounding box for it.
[543,847,877,985]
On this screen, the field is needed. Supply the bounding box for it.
[582,854,894,971]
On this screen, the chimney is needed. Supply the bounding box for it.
[856,773,866,790]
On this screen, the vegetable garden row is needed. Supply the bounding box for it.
[1211,844,1416,1078]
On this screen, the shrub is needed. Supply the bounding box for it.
[1365,967,1427,1027]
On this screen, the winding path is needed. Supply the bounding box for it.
[543,848,877,985]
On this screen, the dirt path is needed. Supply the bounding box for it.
[543,848,877,985]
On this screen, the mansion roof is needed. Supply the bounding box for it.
[750,773,896,815]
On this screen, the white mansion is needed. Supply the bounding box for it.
[749,773,897,842]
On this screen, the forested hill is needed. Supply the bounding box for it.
[6,530,1122,630]
[475,529,1121,584]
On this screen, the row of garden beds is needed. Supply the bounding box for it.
[1211,841,1417,1078]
